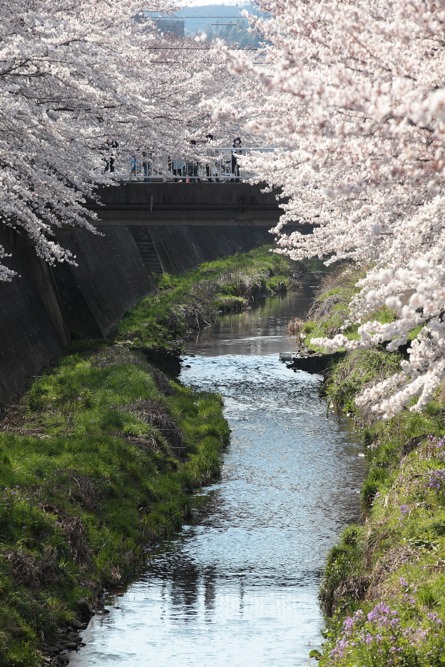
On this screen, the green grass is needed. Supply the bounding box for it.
[1,246,300,665]
[115,246,297,350]
[0,347,229,666]
[299,265,395,354]
[303,266,445,666]
[324,348,403,418]
[297,265,362,350]
[320,435,445,667]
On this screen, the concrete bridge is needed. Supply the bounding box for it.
[86,181,310,281]
[90,182,293,228]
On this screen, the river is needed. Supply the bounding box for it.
[70,288,365,667]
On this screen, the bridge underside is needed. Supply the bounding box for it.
[93,207,277,227]
[90,182,307,230]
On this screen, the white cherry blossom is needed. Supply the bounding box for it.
[222,0,445,416]
[0,0,234,279]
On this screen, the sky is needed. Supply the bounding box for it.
[180,1,245,6]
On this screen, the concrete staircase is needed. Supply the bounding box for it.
[130,226,163,275]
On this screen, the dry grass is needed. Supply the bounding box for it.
[126,398,186,458]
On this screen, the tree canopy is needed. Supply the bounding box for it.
[221,0,445,417]
[0,0,239,279]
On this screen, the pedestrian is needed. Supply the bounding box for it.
[171,157,186,182]
[142,151,152,182]
[130,153,140,177]
[231,137,242,182]
[188,139,200,182]
[205,134,217,182]
[104,138,118,173]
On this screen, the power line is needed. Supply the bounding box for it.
[147,46,260,50]
[156,15,251,19]
[144,14,257,18]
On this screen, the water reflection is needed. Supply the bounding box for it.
[185,288,313,357]
[70,290,365,667]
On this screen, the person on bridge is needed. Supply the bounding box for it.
[187,139,200,182]
[231,137,242,182]
[171,157,186,182]
[142,151,152,181]
[104,138,118,173]
[205,134,218,182]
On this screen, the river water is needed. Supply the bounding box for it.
[70,288,365,667]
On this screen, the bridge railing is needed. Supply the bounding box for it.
[112,147,274,183]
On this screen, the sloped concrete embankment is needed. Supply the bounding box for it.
[0,223,272,409]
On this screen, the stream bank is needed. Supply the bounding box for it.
[68,287,365,667]
[0,247,300,667]
[295,267,445,666]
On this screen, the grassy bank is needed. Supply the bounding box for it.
[0,348,229,666]
[0,245,298,667]
[299,267,445,666]
[115,245,298,351]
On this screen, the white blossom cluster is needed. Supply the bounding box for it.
[0,0,235,279]
[221,0,445,416]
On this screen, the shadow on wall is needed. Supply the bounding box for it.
[0,222,273,409]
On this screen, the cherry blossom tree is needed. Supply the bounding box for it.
[0,0,227,280]
[222,0,445,417]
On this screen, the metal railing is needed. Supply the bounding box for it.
[108,147,274,183]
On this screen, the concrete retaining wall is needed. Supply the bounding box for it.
[144,224,272,274]
[0,221,273,409]
[0,229,67,413]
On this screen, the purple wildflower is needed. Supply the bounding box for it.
[427,612,443,626]
[330,638,349,660]
[427,469,445,491]
[367,602,399,629]
[342,616,355,634]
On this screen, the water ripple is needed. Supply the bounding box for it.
[71,292,365,667]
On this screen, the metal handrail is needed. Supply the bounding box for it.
[109,147,274,183]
